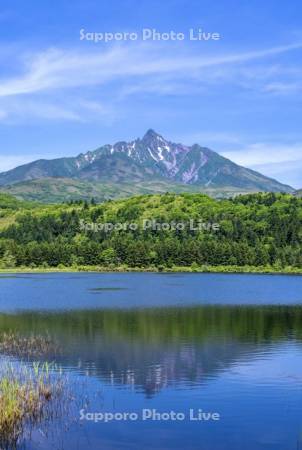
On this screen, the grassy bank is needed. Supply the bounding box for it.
[0,265,301,274]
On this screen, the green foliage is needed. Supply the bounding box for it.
[0,192,301,269]
[100,248,117,266]
[0,250,16,269]
[0,192,38,211]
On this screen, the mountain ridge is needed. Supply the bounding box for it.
[0,130,294,194]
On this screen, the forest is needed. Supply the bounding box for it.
[0,192,301,271]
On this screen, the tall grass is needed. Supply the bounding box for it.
[0,332,59,358]
[0,359,66,448]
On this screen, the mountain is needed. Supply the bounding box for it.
[1,177,256,204]
[0,130,293,196]
[294,189,302,197]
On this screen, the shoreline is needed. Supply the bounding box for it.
[0,265,301,275]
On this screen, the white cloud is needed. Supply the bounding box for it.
[221,142,302,188]
[0,96,116,124]
[0,42,301,98]
[251,160,302,188]
[221,142,302,167]
[262,81,302,94]
[3,100,81,121]
[0,40,300,124]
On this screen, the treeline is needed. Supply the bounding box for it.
[0,192,301,269]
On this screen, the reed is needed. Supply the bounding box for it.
[0,332,59,358]
[0,361,66,448]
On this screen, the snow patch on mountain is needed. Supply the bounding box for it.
[183,163,197,183]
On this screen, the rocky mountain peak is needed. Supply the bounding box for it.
[142,129,164,142]
[0,130,294,194]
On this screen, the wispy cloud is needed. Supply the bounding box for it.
[0,40,301,125]
[0,95,117,124]
[251,160,302,188]
[222,142,302,188]
[263,81,302,94]
[0,100,82,122]
[222,142,302,166]
[0,42,301,97]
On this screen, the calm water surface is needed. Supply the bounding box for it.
[0,272,302,450]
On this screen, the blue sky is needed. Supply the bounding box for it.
[0,0,301,187]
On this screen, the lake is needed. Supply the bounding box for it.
[0,272,302,450]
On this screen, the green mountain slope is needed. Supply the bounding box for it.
[0,192,39,231]
[0,177,262,203]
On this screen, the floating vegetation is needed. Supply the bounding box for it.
[0,361,67,449]
[0,332,60,358]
